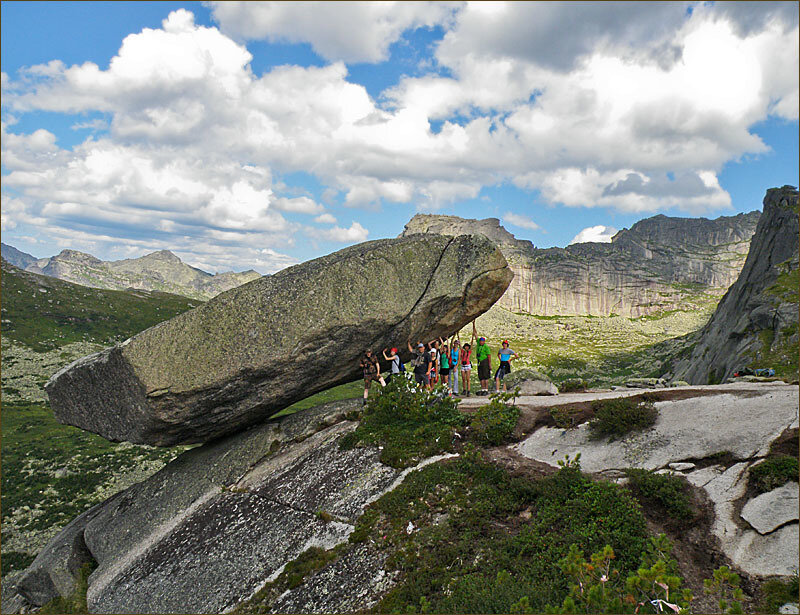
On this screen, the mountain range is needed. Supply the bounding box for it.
[0,244,261,301]
[403,210,761,318]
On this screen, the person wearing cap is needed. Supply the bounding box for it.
[474,322,492,395]
[382,347,402,382]
[407,340,433,390]
[494,340,518,392]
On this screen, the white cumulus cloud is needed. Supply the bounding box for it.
[569,225,619,245]
[313,221,369,243]
[208,1,460,63]
[502,212,540,231]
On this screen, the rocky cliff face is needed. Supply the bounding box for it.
[403,211,760,318]
[671,186,799,384]
[46,234,512,446]
[22,248,261,301]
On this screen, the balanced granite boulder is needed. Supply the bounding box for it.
[46,234,512,446]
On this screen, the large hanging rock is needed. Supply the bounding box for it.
[46,234,512,446]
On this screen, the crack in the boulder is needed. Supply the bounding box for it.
[391,236,455,333]
[748,518,799,537]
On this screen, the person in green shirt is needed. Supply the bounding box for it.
[474,321,492,395]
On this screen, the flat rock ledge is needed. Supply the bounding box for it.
[740,482,799,535]
[512,382,799,578]
[46,234,512,446]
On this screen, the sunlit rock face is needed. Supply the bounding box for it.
[672,185,799,384]
[46,234,512,446]
[403,210,760,318]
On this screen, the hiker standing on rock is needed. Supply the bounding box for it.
[440,341,451,391]
[428,339,441,386]
[360,350,385,405]
[460,342,472,396]
[382,347,402,383]
[494,340,518,393]
[408,341,432,390]
[474,322,492,395]
[450,338,461,395]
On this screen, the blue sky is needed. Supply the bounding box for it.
[2,1,798,273]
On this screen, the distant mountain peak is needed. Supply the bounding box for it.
[142,250,182,263]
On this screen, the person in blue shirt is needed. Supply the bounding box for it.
[494,340,518,392]
[449,338,461,395]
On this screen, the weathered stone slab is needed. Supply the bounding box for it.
[82,419,403,613]
[730,524,799,577]
[46,234,512,445]
[741,481,799,535]
[513,386,798,473]
[269,542,398,614]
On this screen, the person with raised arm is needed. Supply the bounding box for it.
[474,321,492,396]
[407,339,433,391]
[449,335,461,395]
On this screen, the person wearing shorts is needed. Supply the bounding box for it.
[460,342,472,396]
[360,349,385,404]
[494,340,518,392]
[476,336,492,395]
[407,341,432,390]
[439,342,450,390]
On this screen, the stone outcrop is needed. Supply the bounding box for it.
[740,482,798,535]
[46,234,512,446]
[5,400,455,614]
[21,247,261,300]
[671,186,799,384]
[502,368,559,395]
[5,401,378,612]
[402,210,760,318]
[512,381,799,578]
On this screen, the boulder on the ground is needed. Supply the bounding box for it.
[46,234,512,446]
[741,481,799,535]
[502,368,558,395]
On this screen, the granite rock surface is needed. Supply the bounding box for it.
[46,234,512,445]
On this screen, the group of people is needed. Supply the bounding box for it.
[359,322,519,403]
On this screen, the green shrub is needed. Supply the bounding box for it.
[549,535,692,614]
[749,455,798,493]
[704,565,744,614]
[588,397,658,440]
[339,378,468,468]
[470,391,520,445]
[550,407,581,429]
[624,469,694,520]
[372,455,649,614]
[759,576,800,613]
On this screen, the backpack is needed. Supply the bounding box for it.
[393,355,406,373]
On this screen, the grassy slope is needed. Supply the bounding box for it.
[461,303,715,387]
[1,259,200,351]
[1,261,199,577]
